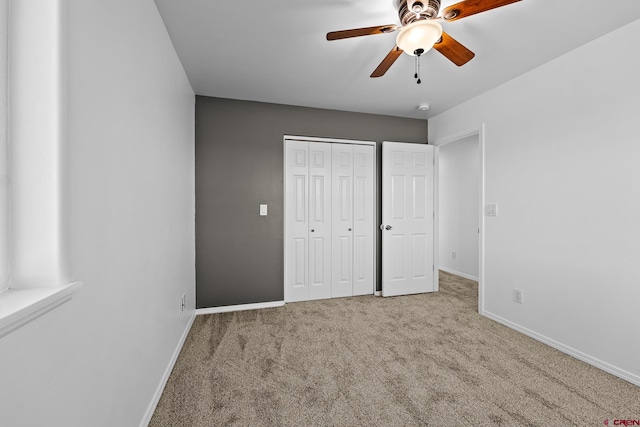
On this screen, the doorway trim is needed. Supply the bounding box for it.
[432,124,486,315]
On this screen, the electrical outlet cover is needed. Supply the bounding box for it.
[513,289,523,304]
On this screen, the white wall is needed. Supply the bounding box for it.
[0,1,195,426]
[0,0,7,291]
[438,135,479,279]
[429,19,640,385]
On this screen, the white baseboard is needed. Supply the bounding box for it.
[196,300,285,315]
[483,311,640,388]
[140,313,196,427]
[374,291,381,297]
[439,266,478,282]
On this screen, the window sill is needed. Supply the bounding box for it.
[0,282,83,338]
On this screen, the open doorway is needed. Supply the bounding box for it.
[439,135,479,280]
[435,127,484,313]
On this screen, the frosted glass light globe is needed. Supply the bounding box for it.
[396,20,443,56]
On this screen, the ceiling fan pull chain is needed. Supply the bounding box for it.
[413,48,424,84]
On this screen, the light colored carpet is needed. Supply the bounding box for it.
[150,272,640,426]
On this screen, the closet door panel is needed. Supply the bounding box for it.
[331,144,354,298]
[285,141,309,302]
[308,143,332,300]
[353,145,375,295]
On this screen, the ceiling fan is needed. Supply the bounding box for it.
[327,0,521,81]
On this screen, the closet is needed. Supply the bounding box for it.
[284,137,375,302]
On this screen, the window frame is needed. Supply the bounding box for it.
[0,0,82,338]
[1,0,8,294]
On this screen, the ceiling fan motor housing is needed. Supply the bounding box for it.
[400,0,441,25]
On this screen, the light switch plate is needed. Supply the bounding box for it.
[260,204,268,216]
[485,203,498,217]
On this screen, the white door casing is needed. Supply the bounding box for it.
[381,142,435,297]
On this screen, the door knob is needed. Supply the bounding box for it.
[310,229,315,232]
[385,225,392,230]
[348,228,352,231]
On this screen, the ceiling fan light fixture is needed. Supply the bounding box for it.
[396,20,443,56]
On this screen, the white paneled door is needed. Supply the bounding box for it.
[308,143,333,300]
[285,139,374,302]
[285,140,310,302]
[285,140,332,302]
[331,144,353,298]
[352,145,375,296]
[381,142,435,297]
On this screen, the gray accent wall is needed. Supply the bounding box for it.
[196,96,427,308]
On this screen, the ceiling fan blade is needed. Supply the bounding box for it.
[370,45,403,78]
[327,24,398,41]
[433,32,475,66]
[442,0,521,22]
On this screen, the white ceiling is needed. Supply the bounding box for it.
[154,0,640,119]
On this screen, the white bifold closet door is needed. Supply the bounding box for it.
[285,140,374,303]
[285,141,332,302]
[331,144,353,298]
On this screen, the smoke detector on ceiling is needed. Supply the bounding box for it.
[417,103,430,111]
